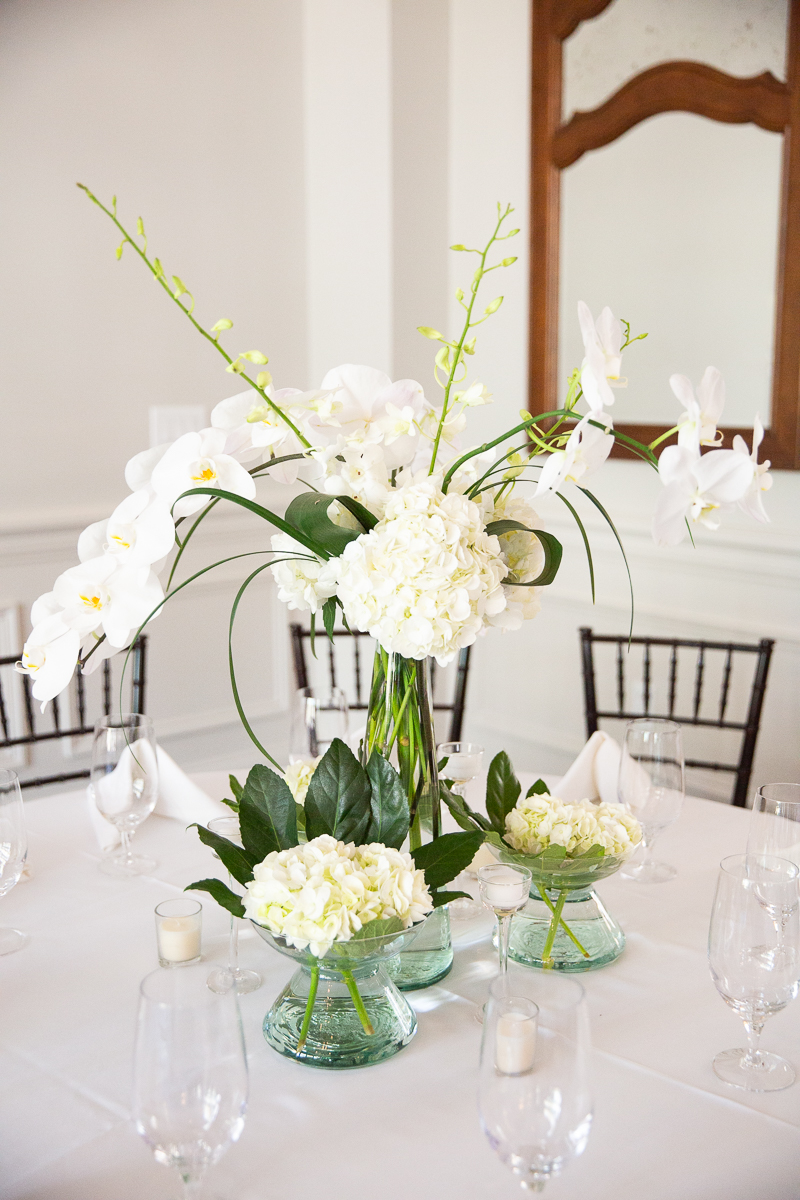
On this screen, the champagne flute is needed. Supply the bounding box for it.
[289,687,348,762]
[708,854,800,1092]
[206,816,262,996]
[133,964,248,1198]
[0,770,28,955]
[91,713,158,877]
[619,718,684,883]
[438,740,484,919]
[479,971,592,1191]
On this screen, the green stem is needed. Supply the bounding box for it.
[297,960,320,1052]
[541,889,567,968]
[647,423,682,451]
[341,968,374,1035]
[536,884,590,958]
[441,409,570,493]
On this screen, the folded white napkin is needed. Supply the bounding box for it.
[554,729,622,806]
[89,746,231,852]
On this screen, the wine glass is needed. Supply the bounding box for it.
[618,718,684,883]
[479,971,592,1191]
[478,863,532,980]
[0,770,28,955]
[90,713,158,877]
[748,784,800,951]
[288,687,348,762]
[708,854,800,1092]
[133,964,248,1197]
[438,740,484,919]
[206,816,262,996]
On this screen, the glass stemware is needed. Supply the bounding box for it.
[206,816,262,996]
[133,964,248,1197]
[479,971,592,1192]
[288,686,349,762]
[708,854,800,1092]
[0,770,28,955]
[438,740,484,920]
[748,782,800,866]
[90,713,158,877]
[478,863,532,979]
[618,717,684,883]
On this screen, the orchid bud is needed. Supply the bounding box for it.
[115,241,125,260]
[417,326,443,341]
[484,296,503,315]
[172,275,188,297]
[211,318,233,332]
[226,358,245,374]
[153,258,164,278]
[449,243,467,251]
[435,346,451,371]
[455,288,464,301]
[463,337,476,355]
[246,403,271,423]
[136,217,144,237]
[507,228,520,237]
[242,350,268,365]
[257,371,272,388]
[501,257,517,267]
[111,195,117,211]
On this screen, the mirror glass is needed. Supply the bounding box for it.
[558,112,782,427]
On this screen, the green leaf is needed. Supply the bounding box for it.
[365,751,409,849]
[295,802,306,832]
[190,825,256,887]
[486,751,521,834]
[220,796,239,812]
[441,781,491,833]
[554,491,595,603]
[229,774,244,802]
[322,596,337,642]
[578,486,634,639]
[431,889,472,908]
[526,778,550,797]
[527,531,563,587]
[309,611,317,659]
[334,495,377,531]
[304,738,372,843]
[411,830,485,889]
[485,519,535,537]
[284,492,362,557]
[185,877,245,919]
[239,764,298,861]
[173,487,329,558]
[351,915,404,941]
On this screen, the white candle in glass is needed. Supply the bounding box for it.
[155,898,202,966]
[483,866,529,910]
[496,1009,538,1075]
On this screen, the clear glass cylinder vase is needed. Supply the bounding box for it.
[364,648,453,989]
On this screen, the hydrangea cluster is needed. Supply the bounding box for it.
[283,757,320,804]
[335,480,509,664]
[242,834,433,957]
[504,793,641,859]
[484,493,545,630]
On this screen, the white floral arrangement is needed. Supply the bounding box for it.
[504,793,641,860]
[243,833,433,957]
[283,758,320,805]
[15,192,773,766]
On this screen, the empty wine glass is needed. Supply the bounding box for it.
[133,964,248,1198]
[619,718,684,883]
[748,784,800,951]
[708,854,800,1092]
[206,816,262,996]
[289,687,348,762]
[438,740,484,919]
[0,770,28,955]
[91,714,158,877]
[479,971,592,1192]
[478,863,532,980]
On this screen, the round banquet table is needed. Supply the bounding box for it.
[2,772,799,1200]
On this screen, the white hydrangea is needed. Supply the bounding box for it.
[504,793,641,859]
[243,833,433,956]
[483,492,545,631]
[269,534,339,614]
[335,480,509,665]
[283,757,320,805]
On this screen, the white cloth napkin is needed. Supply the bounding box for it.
[554,729,622,806]
[88,746,231,851]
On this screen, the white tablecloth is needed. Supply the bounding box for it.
[2,774,799,1200]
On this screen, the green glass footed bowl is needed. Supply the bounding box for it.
[252,920,423,1069]
[491,841,631,972]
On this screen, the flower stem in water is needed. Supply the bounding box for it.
[541,889,567,968]
[297,960,320,1052]
[536,884,590,958]
[341,968,374,1035]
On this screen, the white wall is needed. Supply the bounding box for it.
[2,0,798,795]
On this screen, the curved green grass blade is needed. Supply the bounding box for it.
[578,485,634,638]
[228,560,286,769]
[174,487,329,557]
[554,491,595,603]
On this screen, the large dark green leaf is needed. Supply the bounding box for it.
[304,738,372,843]
[284,492,362,557]
[365,751,409,849]
[322,596,337,641]
[174,486,328,557]
[486,751,521,834]
[526,777,550,798]
[334,495,378,531]
[430,888,472,908]
[411,830,485,889]
[239,764,298,861]
[441,782,491,833]
[190,825,256,887]
[185,877,245,919]
[507,530,562,587]
[485,519,535,537]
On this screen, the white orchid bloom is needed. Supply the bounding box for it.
[534,415,614,496]
[125,443,170,492]
[672,368,725,451]
[456,382,493,408]
[15,615,81,708]
[210,387,313,463]
[51,556,164,647]
[732,416,772,523]
[319,442,390,511]
[577,301,626,413]
[77,491,175,568]
[150,428,256,517]
[318,365,429,455]
[651,441,755,545]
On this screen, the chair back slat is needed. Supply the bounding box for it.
[327,640,337,691]
[76,667,87,728]
[0,674,9,741]
[353,636,362,705]
[579,628,774,807]
[51,693,61,733]
[22,674,35,738]
[102,659,112,716]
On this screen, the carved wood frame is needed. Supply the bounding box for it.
[529,0,800,469]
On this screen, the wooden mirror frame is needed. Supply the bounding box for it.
[529,0,800,469]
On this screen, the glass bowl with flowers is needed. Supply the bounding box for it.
[188,739,482,1068]
[441,752,641,972]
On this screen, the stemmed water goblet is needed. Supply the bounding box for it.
[619,718,684,883]
[90,713,158,877]
[479,971,593,1191]
[289,686,349,762]
[708,853,800,1092]
[438,740,484,919]
[748,783,800,952]
[478,862,532,980]
[0,770,28,955]
[133,964,248,1198]
[206,816,262,996]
